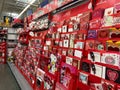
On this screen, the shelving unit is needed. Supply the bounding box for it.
[0,29,7,64]
[13,0,120,90]
[7,28,18,53]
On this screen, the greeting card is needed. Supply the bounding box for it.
[74,41,84,49]
[68,49,74,56]
[76,33,86,40]
[79,72,88,85]
[89,19,102,29]
[96,0,106,5]
[86,40,95,50]
[64,34,70,39]
[36,68,45,87]
[92,8,104,19]
[88,51,101,62]
[110,29,120,38]
[104,7,114,16]
[54,40,59,46]
[101,53,120,66]
[105,67,120,84]
[60,66,72,89]
[88,30,97,39]
[59,41,63,47]
[63,40,69,47]
[68,21,73,32]
[113,16,120,25]
[90,83,103,90]
[101,79,116,90]
[66,56,73,65]
[46,41,51,45]
[44,75,55,90]
[72,59,80,69]
[81,62,90,73]
[74,50,82,58]
[80,12,91,23]
[62,25,68,32]
[62,49,67,55]
[95,40,105,50]
[48,54,58,74]
[97,29,109,39]
[57,28,62,32]
[69,39,74,48]
[103,16,114,27]
[80,22,89,30]
[56,32,60,39]
[91,64,103,78]
[70,34,76,40]
[114,3,120,13]
[73,23,79,31]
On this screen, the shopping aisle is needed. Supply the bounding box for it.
[0,64,20,90]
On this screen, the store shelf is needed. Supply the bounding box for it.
[8,33,18,35]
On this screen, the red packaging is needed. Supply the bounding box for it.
[92,8,104,19]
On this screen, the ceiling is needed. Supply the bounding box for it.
[0,0,89,22]
[0,0,43,21]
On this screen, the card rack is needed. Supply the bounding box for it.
[18,30,30,45]
[14,0,120,90]
[0,30,7,64]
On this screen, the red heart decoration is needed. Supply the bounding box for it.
[107,70,118,81]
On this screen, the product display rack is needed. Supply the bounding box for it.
[0,29,7,64]
[7,28,18,49]
[13,0,120,90]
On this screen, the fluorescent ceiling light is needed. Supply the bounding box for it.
[17,0,36,18]
[17,0,31,3]
[11,13,19,18]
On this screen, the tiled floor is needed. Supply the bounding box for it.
[0,64,20,90]
[7,62,32,90]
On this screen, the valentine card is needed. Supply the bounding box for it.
[69,39,74,48]
[104,7,114,16]
[91,64,103,78]
[81,62,90,73]
[88,30,97,39]
[68,49,74,56]
[101,79,115,90]
[62,49,67,56]
[62,25,68,32]
[74,50,82,58]
[79,72,88,85]
[95,40,105,51]
[105,67,120,84]
[101,53,120,66]
[63,40,69,47]
[103,16,114,27]
[97,29,109,39]
[74,41,84,49]
[90,83,103,90]
[72,59,80,69]
[86,40,95,50]
[66,56,73,65]
[88,51,101,62]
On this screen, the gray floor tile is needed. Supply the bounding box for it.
[0,64,20,90]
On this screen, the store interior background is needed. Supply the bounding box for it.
[0,0,120,90]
